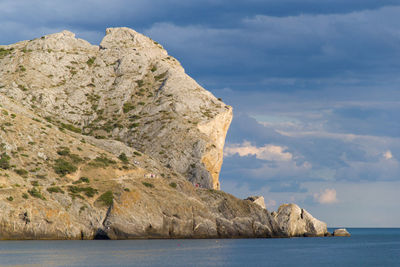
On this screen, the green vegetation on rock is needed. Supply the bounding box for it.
[47,186,65,194]
[142,182,154,188]
[97,190,113,206]
[68,186,98,197]
[53,158,77,176]
[118,153,128,163]
[28,188,46,200]
[0,153,11,170]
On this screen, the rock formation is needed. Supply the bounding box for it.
[0,27,231,190]
[273,204,328,237]
[0,28,328,240]
[246,196,266,209]
[333,228,351,237]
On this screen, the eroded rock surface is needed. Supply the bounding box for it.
[0,28,328,240]
[273,204,328,237]
[0,94,283,240]
[104,187,283,239]
[245,196,266,209]
[0,27,232,189]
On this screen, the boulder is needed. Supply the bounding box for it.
[273,204,328,237]
[333,228,351,237]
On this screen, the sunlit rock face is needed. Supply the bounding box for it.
[0,28,329,240]
[0,27,232,190]
[273,204,328,237]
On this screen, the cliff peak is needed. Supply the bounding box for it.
[100,27,163,51]
[23,29,94,52]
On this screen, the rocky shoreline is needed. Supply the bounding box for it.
[0,27,346,240]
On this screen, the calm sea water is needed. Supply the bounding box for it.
[0,228,399,266]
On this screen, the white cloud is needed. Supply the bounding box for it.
[384,150,393,160]
[313,188,338,204]
[223,140,312,182]
[224,141,292,161]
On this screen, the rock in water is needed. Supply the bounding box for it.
[273,204,328,237]
[333,228,351,237]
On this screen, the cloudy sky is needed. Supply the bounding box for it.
[2,0,400,227]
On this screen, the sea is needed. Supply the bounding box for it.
[0,228,398,267]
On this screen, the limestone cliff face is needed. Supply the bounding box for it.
[0,93,280,240]
[0,27,232,189]
[0,28,329,240]
[197,110,232,189]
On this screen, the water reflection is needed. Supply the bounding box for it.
[0,239,230,266]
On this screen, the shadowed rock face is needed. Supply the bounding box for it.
[0,27,232,190]
[104,186,284,239]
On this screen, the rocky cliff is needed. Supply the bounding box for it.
[0,28,327,239]
[0,28,231,190]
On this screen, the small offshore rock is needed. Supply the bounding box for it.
[333,228,351,237]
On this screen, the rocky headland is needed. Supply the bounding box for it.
[0,27,332,239]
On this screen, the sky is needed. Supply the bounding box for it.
[1,0,400,227]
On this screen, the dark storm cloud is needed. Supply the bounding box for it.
[327,106,400,137]
[2,0,399,31]
[144,6,400,93]
[224,113,284,144]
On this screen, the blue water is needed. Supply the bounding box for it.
[0,228,399,266]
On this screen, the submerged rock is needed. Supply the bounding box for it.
[273,204,328,237]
